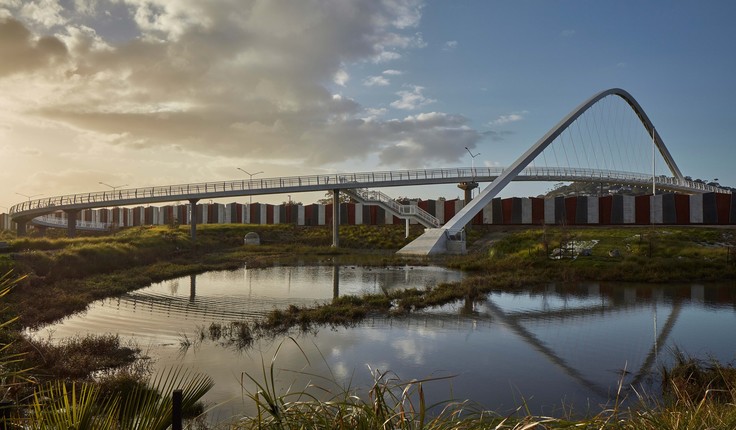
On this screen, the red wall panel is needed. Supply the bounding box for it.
[501,199,513,225]
[444,200,456,220]
[531,198,545,224]
[635,195,650,225]
[599,196,612,225]
[674,194,690,225]
[347,203,356,225]
[716,193,731,225]
[266,205,274,224]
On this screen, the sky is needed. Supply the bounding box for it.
[2,0,736,210]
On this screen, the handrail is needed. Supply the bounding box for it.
[343,188,441,228]
[9,166,730,220]
[32,215,112,230]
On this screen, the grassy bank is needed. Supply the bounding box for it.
[2,224,735,342]
[0,224,735,428]
[0,224,428,328]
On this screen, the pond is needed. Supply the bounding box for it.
[29,266,736,424]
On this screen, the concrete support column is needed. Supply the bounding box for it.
[457,181,479,205]
[189,199,199,241]
[16,221,27,237]
[457,182,478,229]
[405,218,410,238]
[65,210,79,238]
[332,189,340,247]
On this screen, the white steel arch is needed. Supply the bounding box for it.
[399,88,687,255]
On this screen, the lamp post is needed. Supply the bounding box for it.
[15,192,42,201]
[237,168,263,205]
[464,147,480,179]
[457,148,480,206]
[98,182,128,192]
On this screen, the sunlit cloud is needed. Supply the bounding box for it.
[363,75,390,87]
[0,0,491,206]
[390,85,436,110]
[334,69,350,87]
[489,111,528,126]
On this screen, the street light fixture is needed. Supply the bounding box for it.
[237,168,264,205]
[465,147,481,178]
[15,192,43,201]
[99,182,128,192]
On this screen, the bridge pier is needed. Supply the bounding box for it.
[16,220,27,237]
[457,181,479,231]
[189,199,199,241]
[332,189,340,247]
[65,210,79,238]
[457,181,478,205]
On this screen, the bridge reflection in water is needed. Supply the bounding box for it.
[30,266,736,418]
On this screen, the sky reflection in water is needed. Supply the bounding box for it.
[30,267,736,422]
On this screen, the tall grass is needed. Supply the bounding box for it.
[222,343,736,429]
[229,339,550,430]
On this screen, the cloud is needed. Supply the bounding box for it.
[0,17,68,77]
[390,85,435,110]
[19,0,67,27]
[483,130,514,142]
[489,111,528,126]
[334,69,349,86]
[300,111,483,166]
[363,75,390,86]
[561,29,575,38]
[0,0,486,189]
[441,40,457,51]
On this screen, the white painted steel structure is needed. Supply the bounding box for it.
[9,166,727,222]
[8,88,730,248]
[397,88,728,255]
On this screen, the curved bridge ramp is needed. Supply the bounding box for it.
[32,215,110,231]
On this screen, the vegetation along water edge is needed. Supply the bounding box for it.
[0,223,735,427]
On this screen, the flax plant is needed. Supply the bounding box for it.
[29,367,213,429]
[0,271,31,412]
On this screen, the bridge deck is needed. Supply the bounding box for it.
[9,166,727,221]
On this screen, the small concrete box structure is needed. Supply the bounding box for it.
[243,232,260,245]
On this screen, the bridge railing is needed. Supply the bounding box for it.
[345,188,441,228]
[33,215,112,230]
[9,167,729,218]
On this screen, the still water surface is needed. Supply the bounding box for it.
[31,265,736,423]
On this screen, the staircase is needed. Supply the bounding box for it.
[343,188,440,228]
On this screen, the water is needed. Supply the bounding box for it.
[29,267,736,423]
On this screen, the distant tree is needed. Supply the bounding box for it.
[316,192,353,205]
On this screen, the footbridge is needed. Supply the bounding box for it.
[9,88,729,250]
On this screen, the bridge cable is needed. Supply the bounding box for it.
[575,119,591,176]
[601,97,617,172]
[583,107,600,172]
[566,122,582,173]
[560,130,570,168]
